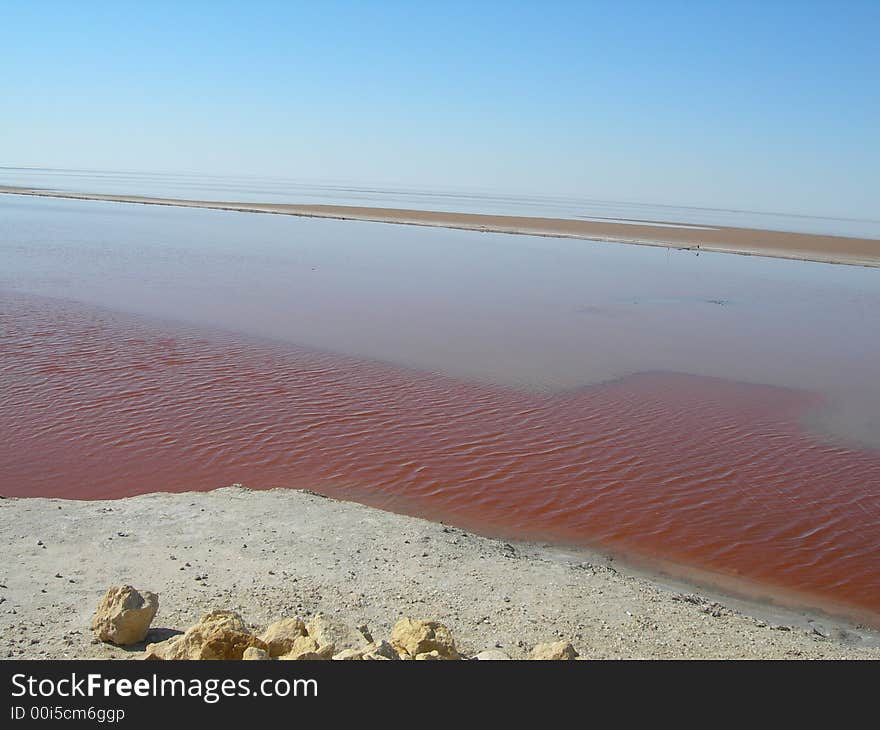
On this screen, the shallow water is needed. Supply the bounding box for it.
[3,292,880,620]
[1,194,879,621]
[3,195,879,447]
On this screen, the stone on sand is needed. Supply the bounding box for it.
[390,617,459,659]
[90,585,159,646]
[144,609,267,660]
[528,641,579,660]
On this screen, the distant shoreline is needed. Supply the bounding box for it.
[2,185,878,268]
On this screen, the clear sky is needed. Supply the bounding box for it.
[2,0,878,218]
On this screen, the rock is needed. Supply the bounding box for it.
[331,647,365,661]
[472,649,511,660]
[91,585,159,646]
[333,640,400,661]
[306,613,369,652]
[242,647,270,660]
[415,650,444,660]
[259,617,307,657]
[205,609,248,629]
[528,641,579,660]
[144,635,186,660]
[278,635,334,660]
[390,618,459,659]
[144,610,267,660]
[192,617,267,661]
[363,640,400,661]
[187,629,251,661]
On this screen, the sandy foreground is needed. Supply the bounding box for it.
[2,186,878,267]
[2,486,878,660]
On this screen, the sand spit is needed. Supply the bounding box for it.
[2,186,878,268]
[2,486,879,660]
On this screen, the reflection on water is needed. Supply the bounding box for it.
[1,194,879,622]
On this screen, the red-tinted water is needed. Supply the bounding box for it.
[2,292,880,620]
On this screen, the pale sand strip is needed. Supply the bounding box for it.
[2,186,878,267]
[2,487,879,659]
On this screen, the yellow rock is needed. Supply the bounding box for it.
[259,617,307,657]
[199,630,265,661]
[278,635,334,660]
[331,647,364,660]
[143,635,185,660]
[528,641,579,660]
[306,613,369,652]
[332,640,401,660]
[415,650,444,660]
[472,649,511,660]
[198,609,249,634]
[144,610,267,660]
[91,585,159,646]
[362,640,400,661]
[242,647,270,660]
[390,618,459,660]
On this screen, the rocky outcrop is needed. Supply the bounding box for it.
[91,585,159,646]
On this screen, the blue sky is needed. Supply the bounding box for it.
[2,1,878,217]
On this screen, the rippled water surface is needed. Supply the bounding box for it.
[1,193,879,621]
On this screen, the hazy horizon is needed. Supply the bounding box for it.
[5,165,880,232]
[3,1,878,220]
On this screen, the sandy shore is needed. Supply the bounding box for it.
[2,186,878,267]
[2,486,878,660]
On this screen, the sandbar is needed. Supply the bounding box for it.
[2,185,878,267]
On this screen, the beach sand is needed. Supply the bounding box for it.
[2,486,878,660]
[2,186,878,267]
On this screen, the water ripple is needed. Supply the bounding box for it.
[2,291,879,620]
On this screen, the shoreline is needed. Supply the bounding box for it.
[2,486,879,660]
[2,185,879,268]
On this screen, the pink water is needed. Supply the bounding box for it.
[2,194,879,623]
[3,291,879,620]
